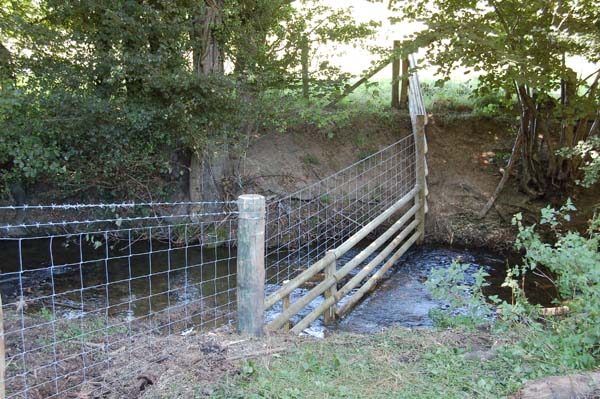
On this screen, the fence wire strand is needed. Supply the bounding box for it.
[0,202,238,398]
[1,131,419,398]
[264,134,416,286]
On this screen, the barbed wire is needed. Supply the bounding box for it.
[0,200,237,211]
[0,210,238,233]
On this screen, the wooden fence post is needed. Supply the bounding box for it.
[323,251,337,325]
[282,280,291,332]
[415,114,427,244]
[0,294,5,399]
[301,38,310,99]
[236,194,266,336]
[392,40,401,109]
[400,57,409,109]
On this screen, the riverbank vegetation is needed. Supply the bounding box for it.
[202,202,600,399]
[0,0,379,202]
[3,0,598,207]
[212,327,534,399]
[1,0,599,397]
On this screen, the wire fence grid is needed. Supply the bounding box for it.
[0,201,238,398]
[0,133,418,398]
[264,133,417,286]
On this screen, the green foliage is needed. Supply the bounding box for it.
[224,0,379,96]
[426,262,494,328]
[0,0,374,201]
[562,136,600,188]
[429,201,600,371]
[0,0,241,199]
[386,0,600,191]
[388,0,600,96]
[510,203,600,369]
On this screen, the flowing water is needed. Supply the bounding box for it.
[0,239,557,334]
[337,245,556,334]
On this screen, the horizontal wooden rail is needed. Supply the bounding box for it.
[263,52,430,334]
[336,230,421,318]
[265,194,418,332]
[264,187,418,311]
[335,218,419,303]
[290,218,419,334]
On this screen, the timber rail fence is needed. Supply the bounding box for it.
[259,54,429,333]
[0,56,428,399]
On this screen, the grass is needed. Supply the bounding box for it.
[302,153,321,166]
[211,327,541,399]
[343,77,508,117]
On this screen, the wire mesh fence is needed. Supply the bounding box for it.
[264,134,417,286]
[0,201,238,398]
[0,133,419,398]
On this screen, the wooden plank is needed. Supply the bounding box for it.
[0,294,4,399]
[407,57,427,118]
[236,194,266,337]
[264,252,334,311]
[415,114,427,245]
[327,58,394,107]
[400,57,409,109]
[392,41,401,108]
[264,188,417,310]
[335,218,419,302]
[266,264,336,332]
[323,252,337,325]
[282,280,291,332]
[266,196,418,332]
[290,216,418,334]
[336,230,421,318]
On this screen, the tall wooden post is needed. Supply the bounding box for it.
[400,57,409,109]
[323,252,337,325]
[282,280,291,332]
[0,294,5,399]
[301,38,310,99]
[415,115,427,244]
[391,40,401,109]
[236,194,266,336]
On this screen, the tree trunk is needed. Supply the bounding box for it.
[189,1,228,204]
[517,85,545,197]
[191,2,224,76]
[0,42,14,82]
[301,37,309,99]
[557,71,578,183]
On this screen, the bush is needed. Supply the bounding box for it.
[428,201,600,371]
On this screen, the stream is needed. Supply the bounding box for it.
[0,239,557,336]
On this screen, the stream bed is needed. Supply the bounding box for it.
[268,244,556,337]
[336,245,555,333]
[0,239,557,336]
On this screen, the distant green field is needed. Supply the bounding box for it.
[344,77,506,115]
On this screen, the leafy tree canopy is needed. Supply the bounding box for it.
[0,0,376,201]
[386,0,600,195]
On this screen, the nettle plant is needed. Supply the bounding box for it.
[426,262,494,328]
[509,202,600,369]
[428,201,600,370]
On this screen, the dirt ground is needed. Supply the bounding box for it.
[80,326,303,399]
[240,111,599,251]
[241,112,518,249]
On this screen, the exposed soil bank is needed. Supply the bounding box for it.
[240,111,599,251]
[7,111,597,248]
